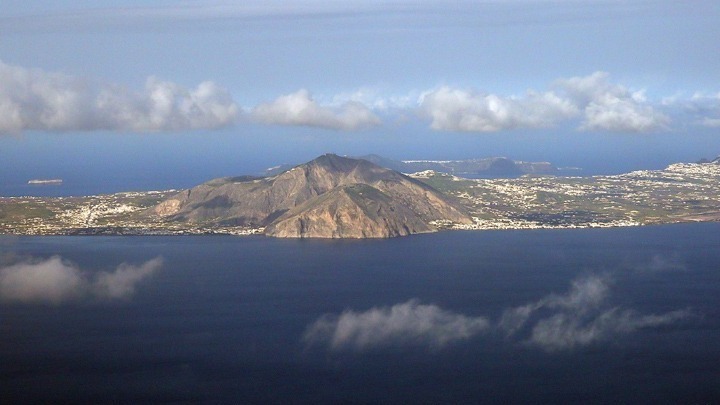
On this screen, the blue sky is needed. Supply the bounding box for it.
[1,1,720,191]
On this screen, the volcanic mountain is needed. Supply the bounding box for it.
[151,154,473,238]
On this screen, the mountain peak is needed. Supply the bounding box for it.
[152,154,472,238]
[291,154,405,190]
[308,153,362,170]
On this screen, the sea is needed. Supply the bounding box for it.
[1,223,719,403]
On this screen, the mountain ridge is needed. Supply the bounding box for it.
[151,154,472,238]
[264,154,559,177]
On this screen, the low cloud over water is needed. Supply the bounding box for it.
[305,274,692,353]
[303,299,490,350]
[0,255,163,304]
[499,275,692,351]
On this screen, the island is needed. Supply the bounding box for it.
[27,179,63,185]
[2,154,720,238]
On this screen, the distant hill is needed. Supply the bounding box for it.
[152,154,472,238]
[357,155,558,176]
[696,155,720,164]
[264,154,558,177]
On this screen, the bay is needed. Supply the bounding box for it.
[1,223,719,403]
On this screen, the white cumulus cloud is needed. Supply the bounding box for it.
[499,275,691,351]
[701,118,720,128]
[305,274,692,353]
[420,72,671,133]
[0,256,85,304]
[529,307,690,352]
[303,299,490,350]
[498,275,610,336]
[685,92,720,127]
[93,257,164,299]
[0,61,240,134]
[251,89,381,131]
[420,86,577,132]
[0,256,163,304]
[634,254,687,273]
[557,72,670,132]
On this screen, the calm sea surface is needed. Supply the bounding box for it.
[1,223,719,403]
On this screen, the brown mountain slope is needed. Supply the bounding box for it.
[151,154,472,238]
[264,183,435,238]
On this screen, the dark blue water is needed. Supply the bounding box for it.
[1,224,719,403]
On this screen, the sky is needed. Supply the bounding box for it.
[1,0,720,193]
